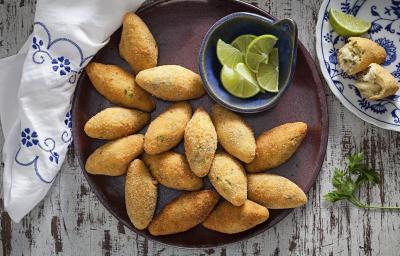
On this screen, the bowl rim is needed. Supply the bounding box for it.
[198,11,298,113]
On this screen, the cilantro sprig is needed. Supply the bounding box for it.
[324,152,400,210]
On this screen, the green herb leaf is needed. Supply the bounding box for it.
[347,152,380,185]
[348,152,365,173]
[324,151,400,210]
[332,168,356,196]
[324,191,347,203]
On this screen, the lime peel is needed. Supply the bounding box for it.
[216,39,243,68]
[328,9,371,37]
[245,34,278,73]
[231,34,257,53]
[220,63,260,98]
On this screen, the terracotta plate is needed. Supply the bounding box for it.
[72,0,328,248]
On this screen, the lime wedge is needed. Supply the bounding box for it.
[269,48,279,67]
[328,9,371,37]
[245,34,278,72]
[231,34,257,53]
[220,63,260,98]
[216,39,243,68]
[257,63,279,93]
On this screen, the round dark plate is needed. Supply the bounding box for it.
[72,0,328,249]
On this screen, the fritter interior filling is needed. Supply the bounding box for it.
[355,65,381,98]
[339,41,362,72]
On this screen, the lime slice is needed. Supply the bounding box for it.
[257,63,279,93]
[328,9,371,37]
[245,34,278,72]
[231,34,257,53]
[216,39,243,68]
[269,48,279,67]
[220,63,260,98]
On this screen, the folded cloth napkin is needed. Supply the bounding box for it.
[0,0,144,222]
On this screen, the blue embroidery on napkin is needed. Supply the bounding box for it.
[21,128,39,147]
[15,129,60,183]
[15,20,87,183]
[15,109,74,183]
[51,56,71,76]
[61,110,73,143]
[31,22,94,83]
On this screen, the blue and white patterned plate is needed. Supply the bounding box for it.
[316,0,400,131]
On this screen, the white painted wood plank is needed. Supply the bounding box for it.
[1,0,400,255]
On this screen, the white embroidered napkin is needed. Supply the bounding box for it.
[0,0,144,222]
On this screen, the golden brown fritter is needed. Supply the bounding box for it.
[142,151,203,191]
[246,122,307,172]
[85,62,155,112]
[85,134,144,176]
[355,63,399,100]
[211,105,256,163]
[84,107,150,140]
[119,13,158,73]
[202,200,269,234]
[135,65,205,101]
[148,190,219,236]
[144,102,192,155]
[208,152,247,206]
[247,173,307,209]
[184,107,217,177]
[125,159,158,229]
[338,37,386,75]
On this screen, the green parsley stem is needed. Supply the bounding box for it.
[349,197,400,210]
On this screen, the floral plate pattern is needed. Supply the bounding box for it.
[316,0,400,131]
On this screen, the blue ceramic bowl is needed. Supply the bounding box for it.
[199,12,298,113]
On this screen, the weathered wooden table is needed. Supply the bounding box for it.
[1,0,400,255]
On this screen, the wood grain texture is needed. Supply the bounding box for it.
[1,0,400,255]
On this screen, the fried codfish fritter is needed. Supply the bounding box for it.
[211,105,256,163]
[135,65,205,101]
[355,63,399,101]
[247,173,307,209]
[144,102,192,155]
[184,107,217,177]
[85,62,155,112]
[142,151,203,191]
[148,190,219,236]
[338,37,386,76]
[208,152,247,206]
[85,134,144,176]
[202,200,269,234]
[125,159,158,230]
[246,122,307,172]
[119,13,158,73]
[84,107,150,140]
